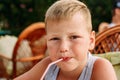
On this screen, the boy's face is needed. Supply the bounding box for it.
[46,12,95,71]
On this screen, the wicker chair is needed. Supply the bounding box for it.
[0,53,10,79]
[11,22,47,78]
[91,25,120,54]
[0,35,17,79]
[0,22,46,79]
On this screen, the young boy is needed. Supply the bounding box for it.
[14,0,117,80]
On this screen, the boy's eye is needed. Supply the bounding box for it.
[70,35,80,39]
[50,37,59,41]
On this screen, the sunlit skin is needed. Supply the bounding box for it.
[46,12,95,79]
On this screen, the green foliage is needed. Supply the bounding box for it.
[0,0,113,36]
[0,0,56,36]
[81,0,113,31]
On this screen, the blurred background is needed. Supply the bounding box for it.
[0,0,117,79]
[0,0,114,36]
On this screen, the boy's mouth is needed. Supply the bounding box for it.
[62,57,71,61]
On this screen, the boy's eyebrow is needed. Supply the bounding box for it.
[47,32,81,36]
[47,34,59,37]
[67,32,80,35]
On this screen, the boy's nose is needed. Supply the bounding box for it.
[60,49,68,53]
[59,41,69,53]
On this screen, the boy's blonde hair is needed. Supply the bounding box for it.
[45,0,92,32]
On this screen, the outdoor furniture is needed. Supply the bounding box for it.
[91,25,120,54]
[12,22,47,78]
[0,22,47,79]
[0,35,17,79]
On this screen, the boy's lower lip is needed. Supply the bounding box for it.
[62,57,72,61]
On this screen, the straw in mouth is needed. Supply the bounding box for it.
[40,58,63,80]
[62,57,71,61]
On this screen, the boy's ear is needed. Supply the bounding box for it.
[89,31,95,50]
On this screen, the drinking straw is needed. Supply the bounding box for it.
[40,58,63,80]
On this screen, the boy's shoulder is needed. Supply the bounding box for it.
[91,58,117,80]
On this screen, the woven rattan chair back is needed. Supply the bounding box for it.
[92,25,120,54]
[12,22,46,78]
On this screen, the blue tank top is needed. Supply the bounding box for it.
[44,53,98,80]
